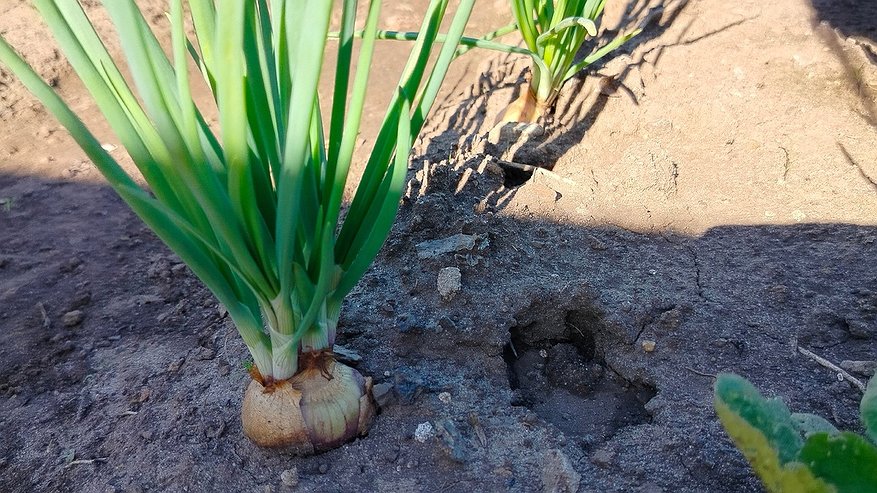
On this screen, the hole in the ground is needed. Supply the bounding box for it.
[504,308,655,446]
[502,166,532,188]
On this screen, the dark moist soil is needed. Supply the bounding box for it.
[2,0,877,492]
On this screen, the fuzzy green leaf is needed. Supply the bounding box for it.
[715,374,804,464]
[792,413,840,439]
[800,432,877,492]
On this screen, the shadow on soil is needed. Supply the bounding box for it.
[809,0,877,126]
[1,170,876,492]
[810,0,877,42]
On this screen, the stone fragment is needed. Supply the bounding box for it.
[437,267,462,300]
[642,340,656,352]
[333,345,362,366]
[280,468,299,487]
[416,234,476,259]
[542,449,581,493]
[840,360,877,376]
[414,422,435,443]
[194,347,215,361]
[62,310,84,327]
[372,383,395,409]
[591,447,615,468]
[434,419,468,463]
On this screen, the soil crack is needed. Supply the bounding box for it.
[838,142,877,194]
[686,244,711,302]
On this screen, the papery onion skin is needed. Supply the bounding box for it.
[242,356,374,453]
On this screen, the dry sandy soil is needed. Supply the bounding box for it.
[2,0,877,492]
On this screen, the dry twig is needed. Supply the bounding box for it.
[797,346,866,393]
[66,457,109,468]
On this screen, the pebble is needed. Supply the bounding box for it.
[414,422,435,443]
[372,383,395,409]
[846,319,873,339]
[318,463,329,474]
[133,387,151,403]
[62,310,84,327]
[438,392,452,404]
[195,347,216,361]
[642,340,656,352]
[333,345,362,366]
[591,447,615,467]
[542,449,581,493]
[415,234,476,259]
[437,267,462,300]
[204,419,226,439]
[434,419,468,463]
[840,360,877,376]
[167,357,185,373]
[280,468,299,487]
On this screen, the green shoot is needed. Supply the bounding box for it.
[0,0,475,382]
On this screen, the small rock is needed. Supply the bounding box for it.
[318,463,329,475]
[438,392,452,404]
[62,310,84,327]
[846,319,873,339]
[168,357,185,373]
[641,340,656,352]
[372,383,395,409]
[591,447,615,467]
[434,419,468,463]
[59,258,83,273]
[280,468,299,487]
[218,362,231,376]
[140,430,153,441]
[840,360,877,376]
[414,422,435,443]
[588,236,608,251]
[437,316,457,331]
[204,419,226,439]
[133,387,151,403]
[394,371,425,404]
[437,267,462,300]
[333,345,362,366]
[542,449,581,493]
[194,347,216,361]
[68,292,92,310]
[416,234,476,259]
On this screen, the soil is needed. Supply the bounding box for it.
[2,0,877,492]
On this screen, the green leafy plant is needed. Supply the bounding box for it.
[340,1,640,124]
[714,373,877,492]
[499,0,640,123]
[0,0,473,453]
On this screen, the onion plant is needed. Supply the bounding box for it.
[344,1,640,123]
[501,0,640,122]
[0,0,473,452]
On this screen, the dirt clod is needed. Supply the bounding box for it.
[840,360,877,376]
[62,310,84,327]
[280,468,299,487]
[436,267,462,300]
[542,449,581,493]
